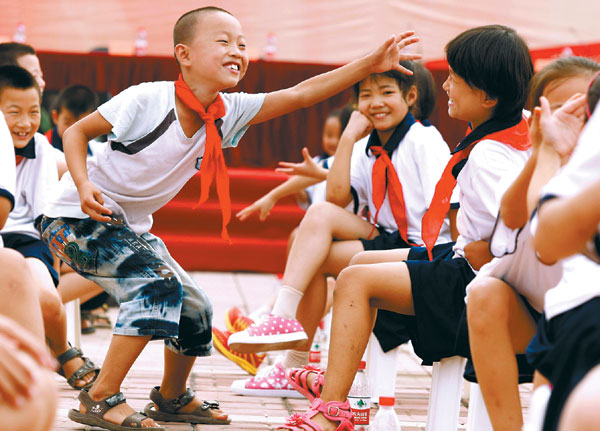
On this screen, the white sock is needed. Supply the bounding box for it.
[271,285,303,319]
[283,349,309,369]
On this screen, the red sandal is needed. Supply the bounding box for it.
[287,365,325,402]
[277,398,354,430]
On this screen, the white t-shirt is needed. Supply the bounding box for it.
[0,113,15,248]
[349,122,452,244]
[535,106,600,319]
[453,139,531,260]
[2,133,59,239]
[45,81,265,234]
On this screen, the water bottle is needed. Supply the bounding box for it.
[309,321,325,365]
[348,360,370,430]
[134,27,148,56]
[13,22,26,43]
[372,396,402,430]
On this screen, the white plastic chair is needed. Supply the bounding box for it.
[365,333,399,402]
[466,383,493,431]
[426,356,466,431]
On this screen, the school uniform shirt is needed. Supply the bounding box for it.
[534,106,600,320]
[0,113,15,248]
[452,139,531,261]
[45,81,265,235]
[2,133,59,239]
[349,122,452,244]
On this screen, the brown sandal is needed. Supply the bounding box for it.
[57,346,100,390]
[143,386,231,425]
[68,389,162,430]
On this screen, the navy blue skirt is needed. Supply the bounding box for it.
[1,232,59,286]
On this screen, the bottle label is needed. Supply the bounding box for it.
[348,396,370,425]
[309,348,321,363]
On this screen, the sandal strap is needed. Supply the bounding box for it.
[67,356,100,385]
[57,347,83,366]
[277,399,354,431]
[290,366,324,399]
[78,389,126,418]
[200,400,221,410]
[149,386,196,413]
[121,411,149,428]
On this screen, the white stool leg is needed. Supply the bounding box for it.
[366,333,399,403]
[65,298,81,350]
[426,356,466,431]
[524,384,551,431]
[466,383,493,431]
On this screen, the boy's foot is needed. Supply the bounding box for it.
[224,306,255,333]
[144,386,230,424]
[69,389,162,430]
[230,357,303,398]
[228,314,308,353]
[212,327,266,375]
[57,347,100,390]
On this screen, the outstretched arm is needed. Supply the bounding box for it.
[236,174,322,221]
[248,32,420,125]
[276,147,329,181]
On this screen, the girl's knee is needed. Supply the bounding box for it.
[335,265,369,297]
[467,279,511,329]
[348,250,370,266]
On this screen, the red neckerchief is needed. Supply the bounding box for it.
[420,115,531,260]
[370,147,412,244]
[15,155,24,165]
[174,74,231,242]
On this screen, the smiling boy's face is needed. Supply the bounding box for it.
[180,11,249,91]
[0,87,41,149]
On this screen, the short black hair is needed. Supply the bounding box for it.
[528,56,600,110]
[353,61,416,100]
[0,42,36,67]
[53,85,98,118]
[173,6,233,47]
[412,62,437,121]
[0,65,40,100]
[446,25,533,120]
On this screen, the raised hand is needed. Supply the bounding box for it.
[368,31,422,75]
[538,93,587,161]
[276,148,327,180]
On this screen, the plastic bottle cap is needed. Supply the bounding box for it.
[379,396,395,406]
[358,360,366,370]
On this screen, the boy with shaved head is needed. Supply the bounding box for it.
[42,6,421,430]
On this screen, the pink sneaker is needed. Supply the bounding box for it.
[230,359,303,398]
[228,314,308,353]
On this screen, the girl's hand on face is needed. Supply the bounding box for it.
[369,32,422,75]
[342,111,373,142]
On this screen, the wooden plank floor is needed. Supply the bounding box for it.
[52,271,532,430]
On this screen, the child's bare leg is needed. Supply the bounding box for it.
[558,365,600,431]
[349,248,411,265]
[84,334,159,428]
[26,257,95,387]
[292,240,366,354]
[309,262,414,430]
[156,347,228,420]
[0,249,44,338]
[467,277,537,431]
[532,370,550,389]
[281,201,375,292]
[58,265,104,304]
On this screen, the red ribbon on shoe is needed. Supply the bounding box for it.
[174,74,231,242]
